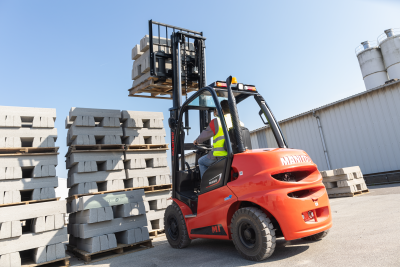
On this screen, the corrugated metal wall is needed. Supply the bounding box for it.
[250,81,400,174]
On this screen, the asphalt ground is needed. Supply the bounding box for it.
[69,183,400,267]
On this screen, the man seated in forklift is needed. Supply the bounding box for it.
[193,100,244,178]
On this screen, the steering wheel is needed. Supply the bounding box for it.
[194,144,212,153]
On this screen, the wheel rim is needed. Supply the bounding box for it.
[168,215,179,241]
[238,221,256,249]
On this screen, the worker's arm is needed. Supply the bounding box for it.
[194,118,219,144]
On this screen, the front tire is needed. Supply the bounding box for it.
[231,207,276,261]
[164,202,191,248]
[301,230,329,241]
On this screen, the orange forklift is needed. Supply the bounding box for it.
[139,20,332,261]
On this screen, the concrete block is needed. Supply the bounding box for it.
[0,222,11,239]
[333,166,362,176]
[99,235,109,251]
[112,202,145,218]
[75,215,147,238]
[121,111,163,129]
[147,210,165,221]
[0,177,58,191]
[46,244,56,261]
[97,179,125,192]
[337,178,367,188]
[11,221,21,237]
[67,151,124,169]
[54,214,64,229]
[131,44,143,60]
[144,201,150,212]
[142,226,149,240]
[68,170,125,187]
[32,217,45,233]
[0,253,10,267]
[0,106,56,125]
[0,167,22,180]
[323,172,363,183]
[69,182,98,196]
[123,128,166,145]
[45,215,55,231]
[71,190,145,211]
[115,229,136,244]
[55,243,65,259]
[69,108,121,121]
[126,167,170,179]
[33,246,46,264]
[0,227,67,255]
[0,155,58,169]
[124,150,168,168]
[0,128,57,148]
[76,236,100,253]
[99,117,120,128]
[107,234,117,249]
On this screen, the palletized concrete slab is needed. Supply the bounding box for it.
[146,209,165,221]
[67,170,126,187]
[124,150,168,167]
[322,172,363,183]
[131,44,143,60]
[69,190,145,212]
[0,227,67,255]
[70,207,113,224]
[68,182,98,196]
[0,200,66,223]
[112,202,146,218]
[115,227,147,244]
[72,215,147,238]
[121,110,163,129]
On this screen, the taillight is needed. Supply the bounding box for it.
[244,85,256,91]
[216,81,227,87]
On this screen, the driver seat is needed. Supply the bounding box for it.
[199,157,227,194]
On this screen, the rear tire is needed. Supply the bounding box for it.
[231,207,276,261]
[301,230,329,241]
[164,202,191,248]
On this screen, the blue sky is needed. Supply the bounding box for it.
[0,0,399,178]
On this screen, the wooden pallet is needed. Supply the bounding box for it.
[125,144,169,151]
[67,240,153,264]
[328,189,370,198]
[66,184,172,202]
[0,197,60,208]
[0,147,59,156]
[66,144,125,156]
[149,229,165,237]
[129,76,198,100]
[21,256,70,267]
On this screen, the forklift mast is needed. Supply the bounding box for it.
[147,20,208,197]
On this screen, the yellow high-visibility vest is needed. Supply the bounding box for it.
[213,118,228,157]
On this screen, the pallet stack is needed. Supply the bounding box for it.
[121,110,171,235]
[0,106,68,267]
[67,190,151,263]
[321,166,369,198]
[65,108,125,196]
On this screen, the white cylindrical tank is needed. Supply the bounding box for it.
[378,28,400,80]
[356,41,388,90]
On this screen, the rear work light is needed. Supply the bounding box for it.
[244,85,256,91]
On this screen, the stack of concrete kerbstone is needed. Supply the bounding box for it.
[0,106,67,266]
[121,110,170,188]
[67,190,149,253]
[121,110,171,234]
[66,108,126,196]
[321,166,369,197]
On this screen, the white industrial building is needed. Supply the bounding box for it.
[251,28,400,185]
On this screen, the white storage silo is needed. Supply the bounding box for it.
[356,41,388,90]
[378,28,400,80]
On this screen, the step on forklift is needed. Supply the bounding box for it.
[139,20,332,261]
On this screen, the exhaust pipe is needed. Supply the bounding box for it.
[226,76,245,153]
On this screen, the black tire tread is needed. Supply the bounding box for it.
[301,230,329,241]
[164,202,191,248]
[231,207,276,261]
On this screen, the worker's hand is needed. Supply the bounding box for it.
[193,140,198,145]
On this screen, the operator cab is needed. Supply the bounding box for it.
[173,80,283,214]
